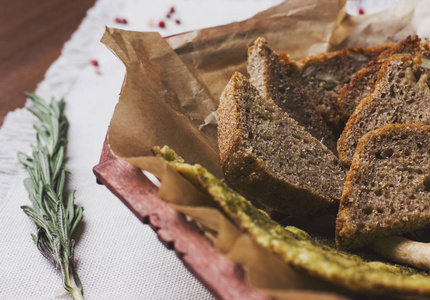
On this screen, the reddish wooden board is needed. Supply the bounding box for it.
[93,136,272,300]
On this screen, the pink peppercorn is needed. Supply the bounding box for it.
[114,17,128,24]
[175,19,181,25]
[90,59,99,67]
[358,8,364,15]
[170,6,175,14]
[158,21,166,28]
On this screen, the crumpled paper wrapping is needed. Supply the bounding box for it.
[101,0,430,298]
[329,0,430,49]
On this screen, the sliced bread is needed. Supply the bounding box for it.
[217,72,347,216]
[337,53,430,167]
[337,36,430,120]
[294,44,389,136]
[336,124,430,250]
[247,37,337,154]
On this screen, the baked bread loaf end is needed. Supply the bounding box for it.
[217,72,346,216]
[336,124,430,250]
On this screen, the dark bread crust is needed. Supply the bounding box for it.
[337,36,430,119]
[297,45,390,67]
[294,44,390,137]
[336,124,430,250]
[217,72,346,217]
[247,37,338,154]
[337,53,430,167]
[337,63,381,121]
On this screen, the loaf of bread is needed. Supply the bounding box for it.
[217,72,346,216]
[337,36,430,120]
[293,44,389,136]
[336,124,430,250]
[247,37,338,154]
[337,53,430,167]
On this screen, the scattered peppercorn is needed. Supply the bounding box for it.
[170,6,175,14]
[166,13,171,19]
[175,19,181,25]
[114,17,128,24]
[90,59,99,67]
[358,8,364,15]
[158,21,166,28]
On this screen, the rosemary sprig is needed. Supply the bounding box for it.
[18,93,84,300]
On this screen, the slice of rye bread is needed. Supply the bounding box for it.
[293,44,390,137]
[217,72,347,217]
[338,35,430,120]
[247,37,338,154]
[336,124,430,250]
[337,53,430,167]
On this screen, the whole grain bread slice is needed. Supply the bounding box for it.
[337,53,430,167]
[294,44,390,137]
[337,35,430,120]
[247,37,338,154]
[336,124,430,250]
[217,72,346,217]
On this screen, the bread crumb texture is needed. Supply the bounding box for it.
[337,35,430,120]
[217,72,346,216]
[338,53,430,167]
[247,37,338,153]
[337,124,430,250]
[297,44,388,136]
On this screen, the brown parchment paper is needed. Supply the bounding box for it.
[101,0,430,298]
[165,0,347,103]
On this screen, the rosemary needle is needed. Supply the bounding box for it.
[18,93,84,300]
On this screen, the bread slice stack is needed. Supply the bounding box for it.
[247,37,338,154]
[217,72,346,216]
[294,44,389,136]
[338,36,430,120]
[217,36,430,259]
[337,53,430,167]
[335,36,430,250]
[248,38,337,152]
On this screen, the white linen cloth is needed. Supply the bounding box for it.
[0,0,283,299]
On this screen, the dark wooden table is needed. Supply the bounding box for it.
[0,0,97,126]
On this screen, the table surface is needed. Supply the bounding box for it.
[0,0,97,126]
